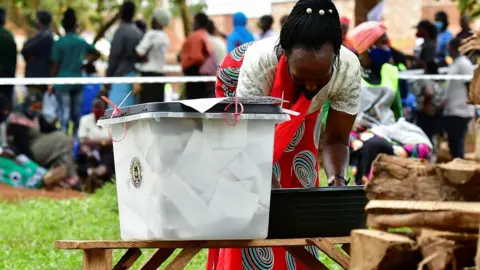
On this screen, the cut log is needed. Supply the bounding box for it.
[366,154,480,202]
[418,230,478,270]
[366,201,480,232]
[350,229,420,270]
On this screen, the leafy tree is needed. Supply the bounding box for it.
[4,0,206,41]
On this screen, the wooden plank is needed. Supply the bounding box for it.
[350,229,419,270]
[308,238,349,269]
[112,248,142,270]
[164,248,201,270]
[83,249,112,270]
[285,246,328,270]
[56,237,351,250]
[366,200,480,214]
[140,248,175,270]
[367,212,480,232]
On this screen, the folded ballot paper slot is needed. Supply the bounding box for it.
[97,97,290,241]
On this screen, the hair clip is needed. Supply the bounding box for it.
[328,9,333,14]
[319,9,325,15]
[306,8,313,14]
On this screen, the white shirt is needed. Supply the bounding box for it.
[78,113,110,142]
[236,37,362,115]
[444,55,475,118]
[135,29,170,73]
[254,29,278,41]
[209,35,227,63]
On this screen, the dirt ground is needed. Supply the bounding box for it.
[0,184,84,201]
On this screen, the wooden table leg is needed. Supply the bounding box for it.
[164,248,202,270]
[309,239,350,269]
[140,248,175,270]
[83,249,112,270]
[113,248,142,270]
[285,246,329,270]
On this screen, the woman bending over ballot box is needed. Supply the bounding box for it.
[209,0,361,269]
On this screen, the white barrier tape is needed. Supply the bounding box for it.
[0,73,474,86]
[0,76,217,85]
[398,74,473,80]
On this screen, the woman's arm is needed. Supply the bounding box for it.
[323,109,356,185]
[323,49,362,185]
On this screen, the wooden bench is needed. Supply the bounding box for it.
[56,237,351,270]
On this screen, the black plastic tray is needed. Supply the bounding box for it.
[267,186,367,239]
[102,100,285,119]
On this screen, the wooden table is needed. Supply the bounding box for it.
[56,237,351,270]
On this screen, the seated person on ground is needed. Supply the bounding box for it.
[0,92,80,190]
[77,98,114,191]
[0,146,67,189]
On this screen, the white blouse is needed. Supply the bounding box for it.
[236,37,362,115]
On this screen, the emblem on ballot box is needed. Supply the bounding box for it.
[130,157,143,188]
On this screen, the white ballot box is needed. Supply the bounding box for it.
[97,97,290,240]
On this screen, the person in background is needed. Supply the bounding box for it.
[340,16,354,51]
[411,60,445,143]
[81,62,102,116]
[345,22,431,184]
[0,8,17,103]
[226,12,254,53]
[456,15,473,39]
[0,145,67,190]
[443,38,476,159]
[434,11,453,66]
[206,20,227,62]
[49,8,100,136]
[106,1,142,107]
[77,98,114,192]
[180,12,214,99]
[280,14,288,27]
[135,8,171,103]
[414,20,438,69]
[135,19,147,34]
[21,10,54,96]
[254,15,277,40]
[0,92,80,190]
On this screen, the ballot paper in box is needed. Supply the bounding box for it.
[97,97,290,240]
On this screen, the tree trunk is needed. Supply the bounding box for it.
[176,0,192,37]
[93,13,119,45]
[354,0,379,25]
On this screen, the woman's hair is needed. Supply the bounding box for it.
[279,0,342,58]
[120,1,136,22]
[206,20,216,35]
[62,8,77,32]
[435,11,449,31]
[194,12,209,29]
[417,20,437,40]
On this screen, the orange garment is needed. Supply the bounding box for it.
[343,38,355,52]
[180,29,213,70]
[347,21,387,54]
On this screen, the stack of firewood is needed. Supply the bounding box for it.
[459,32,480,105]
[350,154,480,270]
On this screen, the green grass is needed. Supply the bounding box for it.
[0,175,347,270]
